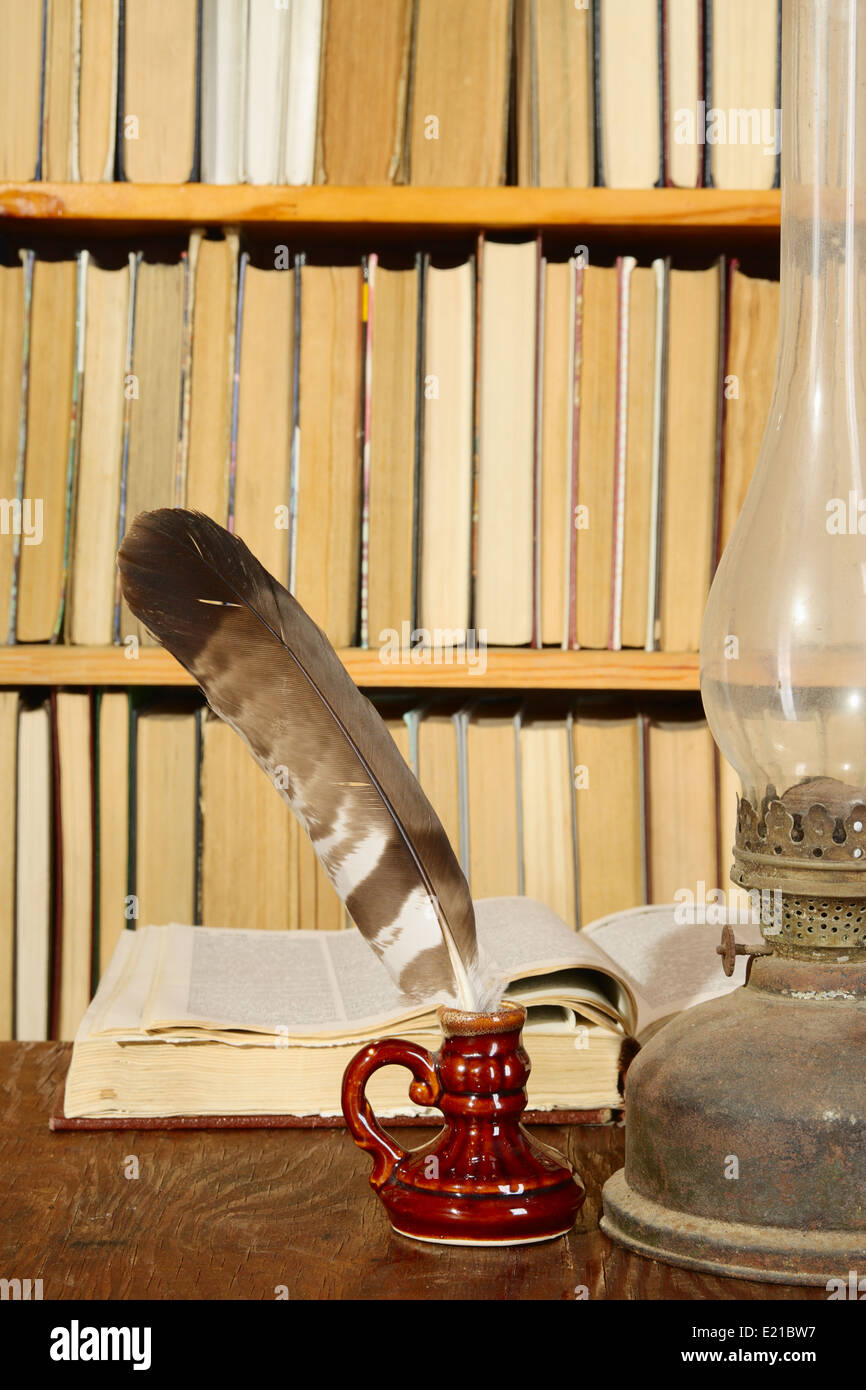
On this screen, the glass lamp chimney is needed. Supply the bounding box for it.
[701,0,866,932]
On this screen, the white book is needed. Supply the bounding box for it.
[598,0,661,188]
[665,0,701,188]
[16,704,52,1041]
[709,0,780,191]
[283,0,322,185]
[201,0,246,184]
[244,0,290,185]
[417,259,474,635]
[475,239,538,645]
[610,256,634,652]
[68,251,131,644]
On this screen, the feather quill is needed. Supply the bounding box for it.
[118,508,497,1011]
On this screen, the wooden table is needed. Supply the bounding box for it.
[0,1044,825,1301]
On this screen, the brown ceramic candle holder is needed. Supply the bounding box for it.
[341,1001,586,1246]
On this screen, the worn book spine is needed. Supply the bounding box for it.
[469,232,483,631]
[6,251,33,645]
[567,256,585,651]
[112,249,139,645]
[644,256,669,653]
[609,255,631,650]
[358,253,375,649]
[530,233,543,649]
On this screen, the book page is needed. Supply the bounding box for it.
[140,924,426,1042]
[85,899,746,1046]
[583,904,762,1031]
[94,900,635,1044]
[76,926,159,1038]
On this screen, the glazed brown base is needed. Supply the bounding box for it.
[381,1169,584,1246]
[392,1225,575,1246]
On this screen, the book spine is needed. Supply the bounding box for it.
[410,251,424,632]
[592,0,604,187]
[644,256,668,653]
[48,688,62,1041]
[220,230,241,528]
[530,233,544,648]
[104,0,121,180]
[469,232,484,635]
[708,254,728,579]
[661,0,670,186]
[654,0,664,188]
[115,0,127,180]
[89,689,99,995]
[499,0,516,187]
[71,0,83,182]
[193,704,204,924]
[390,0,413,184]
[358,253,375,650]
[714,255,739,567]
[112,249,139,646]
[289,251,301,595]
[454,705,470,875]
[638,709,651,902]
[226,249,247,536]
[609,255,633,651]
[696,0,705,188]
[8,251,35,646]
[176,240,197,509]
[55,250,87,644]
[567,708,580,929]
[701,0,713,188]
[559,256,576,651]
[189,0,203,183]
[567,255,585,651]
[513,706,525,896]
[35,0,48,181]
[773,0,781,188]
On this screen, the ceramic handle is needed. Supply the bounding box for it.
[341,1039,442,1189]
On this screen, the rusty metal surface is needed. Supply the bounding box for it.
[734,788,866,904]
[601,1169,866,1285]
[716,924,772,977]
[602,949,866,1285]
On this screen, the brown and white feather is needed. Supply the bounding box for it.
[118,509,497,1010]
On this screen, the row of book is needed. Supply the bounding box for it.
[3,689,736,1041]
[0,0,780,189]
[0,236,779,651]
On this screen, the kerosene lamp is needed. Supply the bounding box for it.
[602,0,866,1283]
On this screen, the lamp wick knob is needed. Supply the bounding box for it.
[717,924,774,978]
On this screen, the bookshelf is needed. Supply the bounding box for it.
[0,3,784,1060]
[0,182,770,697]
[0,183,781,233]
[2,180,761,1022]
[0,646,701,691]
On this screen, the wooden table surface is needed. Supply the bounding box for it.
[0,1043,824,1301]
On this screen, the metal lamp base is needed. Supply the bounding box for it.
[602,1169,864,1286]
[601,953,866,1287]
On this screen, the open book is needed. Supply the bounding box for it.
[59,899,758,1124]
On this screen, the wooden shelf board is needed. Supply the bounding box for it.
[0,646,700,690]
[0,183,781,232]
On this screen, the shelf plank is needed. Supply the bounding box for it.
[0,645,700,690]
[0,183,781,231]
